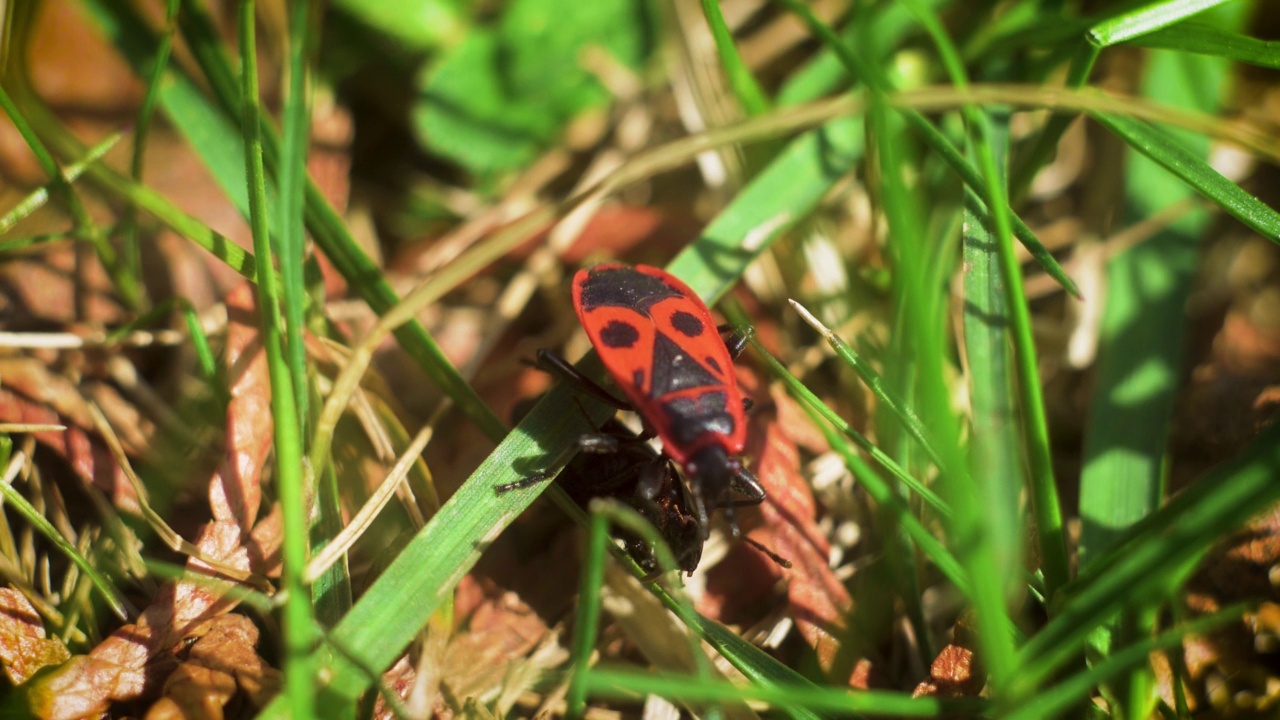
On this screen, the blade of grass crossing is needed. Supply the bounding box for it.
[0,85,142,309]
[789,300,948,474]
[0,130,121,235]
[566,512,609,718]
[1086,0,1236,46]
[1006,605,1247,720]
[906,0,1068,644]
[585,669,987,716]
[120,0,179,293]
[699,0,769,116]
[1127,22,1280,68]
[1014,419,1280,693]
[749,329,950,516]
[278,0,312,432]
[237,5,315,717]
[667,117,863,298]
[1092,112,1280,243]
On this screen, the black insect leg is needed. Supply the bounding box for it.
[531,349,631,410]
[727,464,766,506]
[717,465,790,568]
[495,429,626,494]
[716,324,755,360]
[717,463,767,538]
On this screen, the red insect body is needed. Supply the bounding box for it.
[572,263,762,534]
[572,263,745,464]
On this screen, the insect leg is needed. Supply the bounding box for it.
[716,324,755,360]
[727,464,766,506]
[531,349,632,410]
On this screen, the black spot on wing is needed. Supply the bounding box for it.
[599,320,640,348]
[580,266,682,314]
[670,310,705,337]
[661,392,735,444]
[705,356,721,373]
[650,333,721,396]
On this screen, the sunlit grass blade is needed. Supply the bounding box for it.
[1086,0,1235,46]
[0,131,121,236]
[749,327,949,516]
[958,178,1027,587]
[236,5,316,717]
[668,118,863,297]
[570,502,735,718]
[747,329,969,593]
[1017,416,1280,693]
[789,299,947,474]
[0,85,142,308]
[1126,22,1280,67]
[1092,112,1280,243]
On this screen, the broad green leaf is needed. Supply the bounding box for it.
[415,0,652,176]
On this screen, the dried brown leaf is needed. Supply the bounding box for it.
[445,576,552,704]
[0,362,137,512]
[719,370,856,682]
[0,587,71,685]
[142,614,280,720]
[911,645,982,699]
[26,282,282,718]
[144,664,238,720]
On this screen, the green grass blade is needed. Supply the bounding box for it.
[567,511,610,719]
[585,669,987,716]
[277,0,313,431]
[1017,417,1280,693]
[1080,16,1243,564]
[699,0,769,116]
[120,0,178,290]
[1009,41,1099,204]
[1093,112,1280,243]
[1126,22,1280,67]
[668,118,863,298]
[1087,0,1235,47]
[0,130,121,236]
[0,85,142,308]
[789,300,947,474]
[236,5,316,717]
[1006,606,1246,720]
[959,171,1031,641]
[750,329,950,516]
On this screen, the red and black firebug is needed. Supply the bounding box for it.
[500,263,782,575]
[564,263,766,538]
